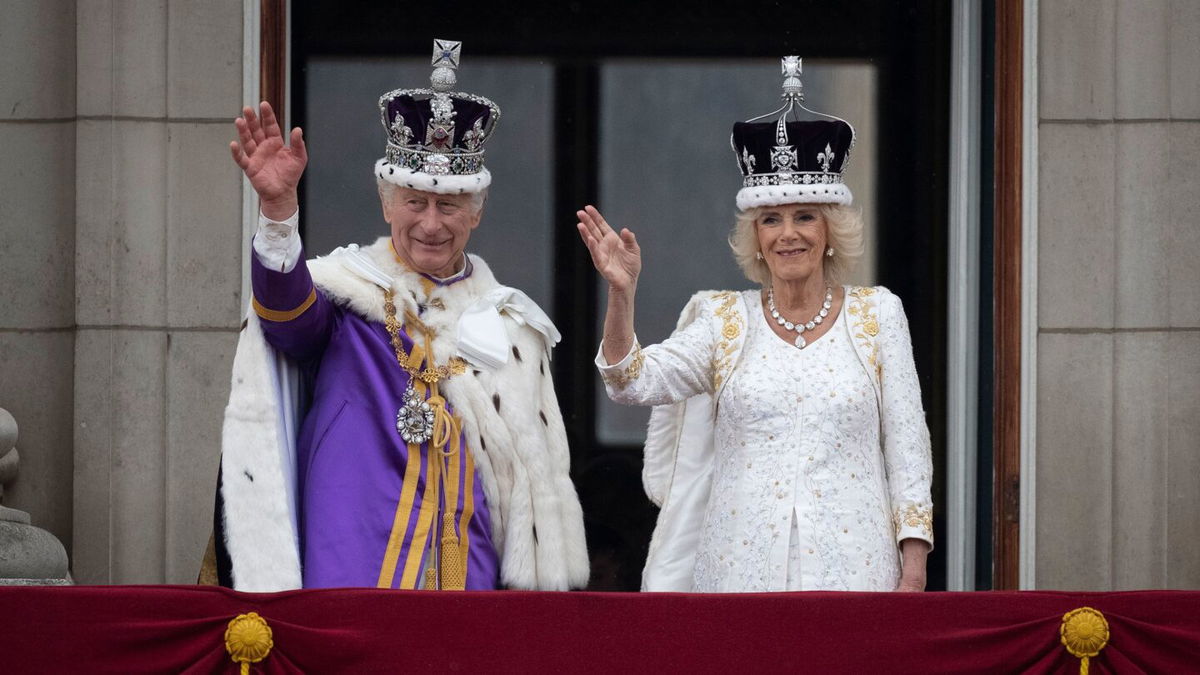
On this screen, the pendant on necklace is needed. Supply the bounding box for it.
[396,380,435,444]
[794,335,807,349]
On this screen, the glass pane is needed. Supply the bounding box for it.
[304,58,556,316]
[595,59,879,445]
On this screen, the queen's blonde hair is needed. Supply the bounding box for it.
[728,203,864,286]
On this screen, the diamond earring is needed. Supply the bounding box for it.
[826,247,835,257]
[755,252,765,260]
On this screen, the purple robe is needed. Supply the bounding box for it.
[251,248,499,589]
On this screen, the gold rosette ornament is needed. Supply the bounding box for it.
[1060,607,1109,675]
[225,612,274,674]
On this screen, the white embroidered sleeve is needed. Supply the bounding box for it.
[594,303,716,407]
[252,209,303,273]
[877,291,935,547]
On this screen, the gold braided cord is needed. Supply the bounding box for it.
[381,288,470,590]
[225,612,273,675]
[1060,607,1109,675]
[383,290,467,385]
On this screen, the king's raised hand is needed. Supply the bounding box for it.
[230,101,308,221]
[576,205,642,295]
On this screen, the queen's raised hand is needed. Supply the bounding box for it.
[230,101,308,221]
[576,205,642,295]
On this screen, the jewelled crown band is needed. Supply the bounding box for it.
[375,39,500,195]
[731,57,857,210]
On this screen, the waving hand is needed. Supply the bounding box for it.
[576,205,642,294]
[230,101,307,220]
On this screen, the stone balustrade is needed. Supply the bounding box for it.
[0,407,71,585]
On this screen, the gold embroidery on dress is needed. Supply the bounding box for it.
[892,504,934,537]
[848,287,883,381]
[601,342,645,389]
[711,291,743,390]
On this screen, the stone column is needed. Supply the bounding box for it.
[0,408,71,585]
[71,0,247,584]
[1035,0,1200,590]
[0,0,78,558]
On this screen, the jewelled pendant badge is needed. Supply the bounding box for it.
[396,383,435,444]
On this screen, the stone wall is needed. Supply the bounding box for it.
[0,0,247,584]
[0,0,79,566]
[1035,0,1200,589]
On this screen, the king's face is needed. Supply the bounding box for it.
[383,186,481,277]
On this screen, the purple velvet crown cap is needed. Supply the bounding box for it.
[383,96,496,153]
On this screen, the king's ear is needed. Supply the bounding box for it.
[378,184,395,223]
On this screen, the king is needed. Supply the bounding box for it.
[211,39,589,592]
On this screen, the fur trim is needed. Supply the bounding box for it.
[440,318,589,590]
[219,311,303,591]
[735,182,852,210]
[374,158,491,195]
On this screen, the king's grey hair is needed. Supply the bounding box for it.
[376,177,487,215]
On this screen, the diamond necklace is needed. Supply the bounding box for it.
[767,285,833,349]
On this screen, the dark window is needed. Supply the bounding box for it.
[292,0,954,591]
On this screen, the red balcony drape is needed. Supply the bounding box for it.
[2,586,1198,673]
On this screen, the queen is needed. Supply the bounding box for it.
[577,57,933,593]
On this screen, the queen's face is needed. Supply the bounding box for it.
[383,186,481,277]
[755,203,828,285]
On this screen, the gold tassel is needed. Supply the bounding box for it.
[440,511,466,590]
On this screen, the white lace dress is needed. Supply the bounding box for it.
[597,287,933,592]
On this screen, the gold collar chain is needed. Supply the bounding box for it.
[383,289,467,384]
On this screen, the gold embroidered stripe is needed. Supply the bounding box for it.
[399,387,440,589]
[459,445,476,573]
[375,434,425,589]
[252,288,317,322]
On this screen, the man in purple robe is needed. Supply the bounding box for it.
[211,40,588,592]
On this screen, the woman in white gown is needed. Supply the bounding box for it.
[576,59,933,593]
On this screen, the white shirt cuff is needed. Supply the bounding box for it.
[594,338,640,370]
[253,208,303,273]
